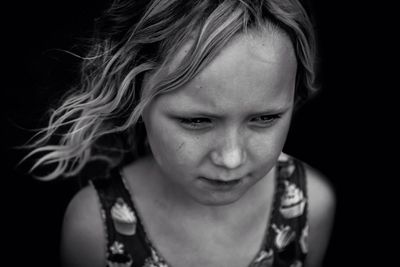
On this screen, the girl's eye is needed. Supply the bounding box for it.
[250,114,281,127]
[178,118,212,129]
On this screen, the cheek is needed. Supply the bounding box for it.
[248,119,291,161]
[147,122,202,169]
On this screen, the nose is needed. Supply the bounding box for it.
[210,130,247,169]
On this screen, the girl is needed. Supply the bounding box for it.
[26,0,335,266]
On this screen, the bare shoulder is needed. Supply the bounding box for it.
[305,164,336,218]
[60,184,106,267]
[304,163,336,267]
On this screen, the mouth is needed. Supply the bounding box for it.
[199,176,243,188]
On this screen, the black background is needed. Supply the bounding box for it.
[3,1,389,266]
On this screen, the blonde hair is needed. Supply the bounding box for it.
[24,0,318,180]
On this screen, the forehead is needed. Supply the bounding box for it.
[152,30,297,114]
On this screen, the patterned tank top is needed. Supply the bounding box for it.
[91,153,308,267]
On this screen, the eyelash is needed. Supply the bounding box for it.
[178,118,212,129]
[178,115,281,130]
[250,114,282,125]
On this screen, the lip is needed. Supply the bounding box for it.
[203,174,247,182]
[203,177,242,183]
[198,176,244,190]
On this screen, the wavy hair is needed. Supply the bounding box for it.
[24,0,319,180]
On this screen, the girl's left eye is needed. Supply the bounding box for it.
[178,118,212,129]
[250,114,281,126]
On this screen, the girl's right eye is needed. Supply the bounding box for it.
[178,117,212,130]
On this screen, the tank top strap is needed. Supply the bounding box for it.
[91,169,151,267]
[258,153,309,266]
[276,153,308,231]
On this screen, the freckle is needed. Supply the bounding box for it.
[177,142,185,151]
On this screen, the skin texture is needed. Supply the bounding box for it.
[142,30,296,210]
[60,29,335,267]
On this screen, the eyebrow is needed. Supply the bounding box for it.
[163,105,292,118]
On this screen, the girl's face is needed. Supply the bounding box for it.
[142,31,297,206]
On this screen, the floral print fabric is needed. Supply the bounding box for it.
[91,153,308,267]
